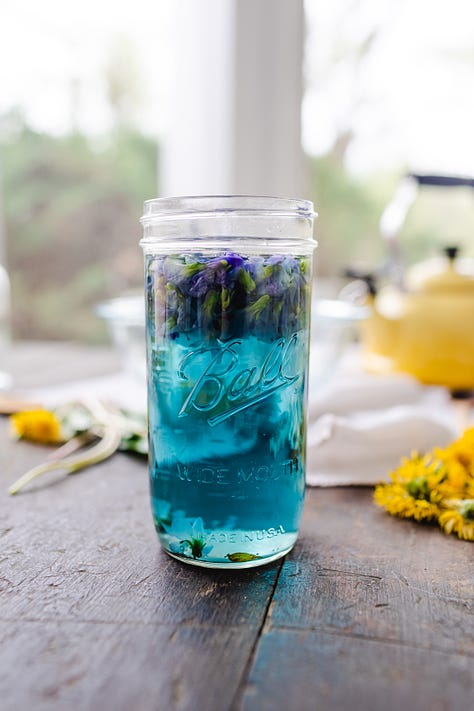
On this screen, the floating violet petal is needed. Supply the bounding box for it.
[266,254,285,266]
[147,251,310,341]
[245,257,264,280]
[189,273,211,297]
[222,252,245,270]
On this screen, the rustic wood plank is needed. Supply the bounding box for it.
[235,487,474,710]
[0,415,281,711]
[2,344,474,711]
[0,620,260,711]
[240,628,474,711]
[0,431,279,626]
[271,488,474,654]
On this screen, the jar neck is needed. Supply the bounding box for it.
[140,195,317,254]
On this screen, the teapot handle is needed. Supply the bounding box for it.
[409,173,474,188]
[444,246,459,261]
[343,269,378,297]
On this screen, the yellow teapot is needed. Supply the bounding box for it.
[358,247,474,390]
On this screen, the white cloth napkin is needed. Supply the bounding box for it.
[306,359,460,486]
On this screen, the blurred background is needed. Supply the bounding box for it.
[0,0,472,345]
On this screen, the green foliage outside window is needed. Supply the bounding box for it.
[0,115,158,342]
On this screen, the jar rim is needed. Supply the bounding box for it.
[140,194,316,224]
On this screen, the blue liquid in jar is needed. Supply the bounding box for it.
[146,252,311,568]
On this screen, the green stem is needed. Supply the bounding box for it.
[45,432,97,462]
[8,425,122,495]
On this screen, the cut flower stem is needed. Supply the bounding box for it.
[7,398,146,495]
[8,424,122,495]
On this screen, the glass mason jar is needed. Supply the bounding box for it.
[140,196,317,568]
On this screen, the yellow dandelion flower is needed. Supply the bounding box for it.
[393,453,445,497]
[438,499,474,542]
[466,477,474,498]
[10,409,64,445]
[374,482,440,521]
[392,452,443,481]
[375,429,474,539]
[374,453,444,522]
[433,452,470,498]
[437,427,474,473]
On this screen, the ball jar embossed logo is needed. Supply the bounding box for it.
[176,333,302,426]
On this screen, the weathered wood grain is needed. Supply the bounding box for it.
[235,488,474,710]
[1,344,474,711]
[0,620,261,711]
[240,628,474,711]
[0,445,278,627]
[271,488,474,654]
[0,417,280,711]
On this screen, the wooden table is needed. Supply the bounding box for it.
[1,343,473,710]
